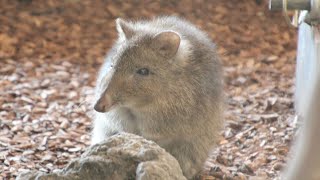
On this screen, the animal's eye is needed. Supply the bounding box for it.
[136,68,150,76]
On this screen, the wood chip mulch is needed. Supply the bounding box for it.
[0,0,298,179]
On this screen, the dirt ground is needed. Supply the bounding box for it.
[0,0,298,179]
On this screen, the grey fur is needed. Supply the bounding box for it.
[92,16,224,179]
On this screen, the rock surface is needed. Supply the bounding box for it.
[17,133,186,180]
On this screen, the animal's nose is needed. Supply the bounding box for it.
[94,94,113,113]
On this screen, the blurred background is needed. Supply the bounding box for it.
[0,0,297,179]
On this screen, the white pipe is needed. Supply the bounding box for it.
[284,22,320,180]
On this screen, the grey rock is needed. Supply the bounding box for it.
[17,133,186,180]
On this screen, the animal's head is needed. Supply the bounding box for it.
[94,18,191,113]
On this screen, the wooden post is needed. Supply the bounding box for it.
[269,0,311,10]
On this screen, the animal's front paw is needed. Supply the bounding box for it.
[180,160,201,179]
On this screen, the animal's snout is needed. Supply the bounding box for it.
[94,94,113,113]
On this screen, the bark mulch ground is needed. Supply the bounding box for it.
[0,0,297,179]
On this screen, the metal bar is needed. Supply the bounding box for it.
[284,24,320,180]
[306,0,320,24]
[269,0,311,10]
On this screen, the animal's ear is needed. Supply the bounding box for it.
[151,31,181,58]
[116,18,135,39]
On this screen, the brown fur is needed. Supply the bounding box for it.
[92,16,224,179]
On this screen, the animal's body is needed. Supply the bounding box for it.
[91,16,224,179]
